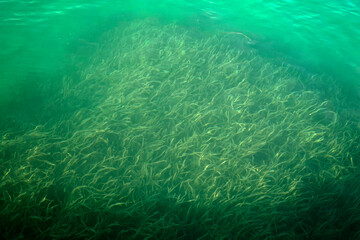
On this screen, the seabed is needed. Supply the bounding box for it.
[1,18,360,239]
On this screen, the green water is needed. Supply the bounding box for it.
[1,1,359,93]
[1,1,360,239]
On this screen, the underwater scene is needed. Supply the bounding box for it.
[1,1,360,239]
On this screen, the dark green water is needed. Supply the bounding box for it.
[1,1,360,239]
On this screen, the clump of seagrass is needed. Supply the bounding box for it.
[1,18,359,240]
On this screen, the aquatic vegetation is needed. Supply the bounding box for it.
[1,18,360,239]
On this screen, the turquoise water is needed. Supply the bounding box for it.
[1,1,359,95]
[1,1,360,239]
